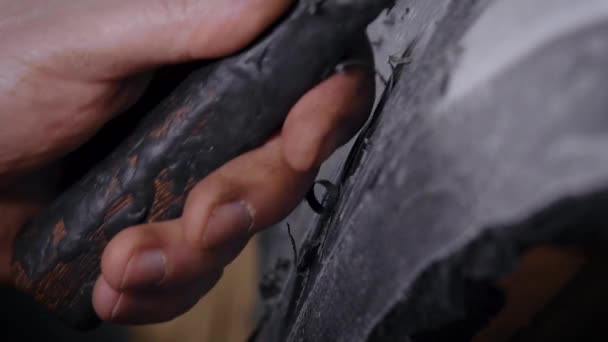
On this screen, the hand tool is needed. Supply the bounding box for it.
[9,0,394,330]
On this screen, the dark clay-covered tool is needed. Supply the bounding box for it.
[9,0,393,330]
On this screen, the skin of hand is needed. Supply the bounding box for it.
[0,0,375,324]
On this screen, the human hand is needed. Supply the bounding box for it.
[0,0,375,324]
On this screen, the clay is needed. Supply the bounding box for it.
[10,0,394,330]
[252,1,608,341]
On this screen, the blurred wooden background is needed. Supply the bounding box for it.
[129,239,260,342]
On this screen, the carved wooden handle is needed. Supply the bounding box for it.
[9,0,392,331]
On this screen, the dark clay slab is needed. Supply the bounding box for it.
[252,0,608,341]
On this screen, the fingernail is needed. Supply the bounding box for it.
[121,250,166,289]
[203,201,254,249]
[110,293,124,321]
[334,60,372,74]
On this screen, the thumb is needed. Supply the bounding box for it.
[22,0,292,81]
